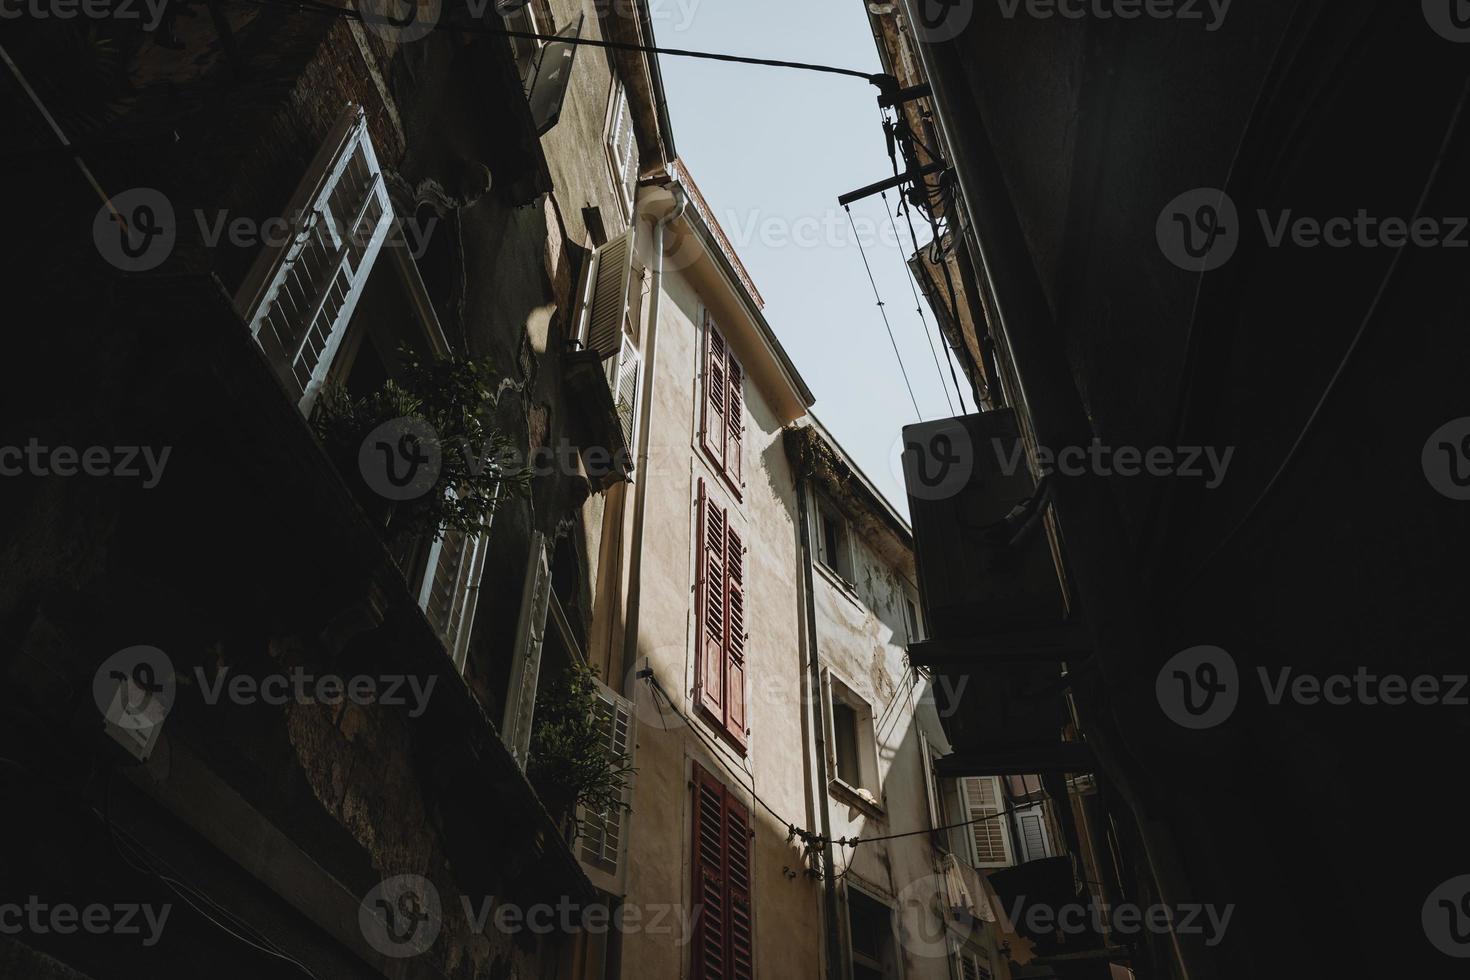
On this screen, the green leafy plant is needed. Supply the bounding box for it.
[527,663,634,824]
[314,351,528,541]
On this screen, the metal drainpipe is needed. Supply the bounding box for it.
[796,463,844,980]
[617,180,687,692]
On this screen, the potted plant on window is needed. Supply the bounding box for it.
[526,662,634,835]
[313,352,528,541]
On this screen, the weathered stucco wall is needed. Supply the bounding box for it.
[805,490,955,980]
[617,237,822,979]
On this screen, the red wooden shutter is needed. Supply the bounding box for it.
[724,792,754,980]
[702,316,728,467]
[690,764,754,980]
[723,525,747,747]
[725,354,744,490]
[691,764,728,980]
[697,481,726,720]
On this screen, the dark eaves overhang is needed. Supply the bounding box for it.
[783,419,913,569]
[600,0,677,168]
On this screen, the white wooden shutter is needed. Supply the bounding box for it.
[417,486,497,671]
[1015,804,1052,863]
[961,776,1013,867]
[502,531,551,768]
[608,86,637,213]
[605,332,641,446]
[918,729,941,833]
[956,948,990,980]
[234,104,393,415]
[578,228,634,360]
[578,679,636,895]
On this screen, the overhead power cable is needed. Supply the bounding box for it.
[240,0,879,81]
[882,190,954,416]
[897,192,969,412]
[639,665,1076,858]
[846,204,923,420]
[641,670,812,837]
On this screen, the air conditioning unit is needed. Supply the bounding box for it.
[901,409,1070,640]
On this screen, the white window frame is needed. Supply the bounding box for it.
[900,582,924,645]
[415,484,496,672]
[502,531,551,768]
[577,678,637,896]
[844,882,901,979]
[603,80,638,220]
[955,946,991,980]
[233,104,394,416]
[499,0,551,83]
[823,670,881,805]
[959,775,1015,869]
[814,494,855,584]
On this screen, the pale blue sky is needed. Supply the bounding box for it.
[651,0,975,517]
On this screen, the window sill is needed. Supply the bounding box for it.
[814,560,862,607]
[828,778,884,820]
[697,703,749,758]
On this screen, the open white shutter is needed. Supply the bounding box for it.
[607,86,637,214]
[502,531,551,768]
[961,776,1013,867]
[918,729,941,833]
[605,332,641,446]
[1015,804,1052,863]
[577,679,636,894]
[417,485,499,670]
[578,228,634,359]
[234,104,393,415]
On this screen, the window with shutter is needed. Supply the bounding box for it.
[690,763,753,980]
[695,480,747,749]
[956,948,990,980]
[578,679,637,894]
[578,228,635,360]
[502,531,551,768]
[961,776,1014,867]
[605,82,638,218]
[234,104,393,416]
[697,481,726,722]
[723,524,747,749]
[418,525,489,671]
[605,332,641,446]
[416,486,497,671]
[1015,804,1052,863]
[700,314,745,496]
